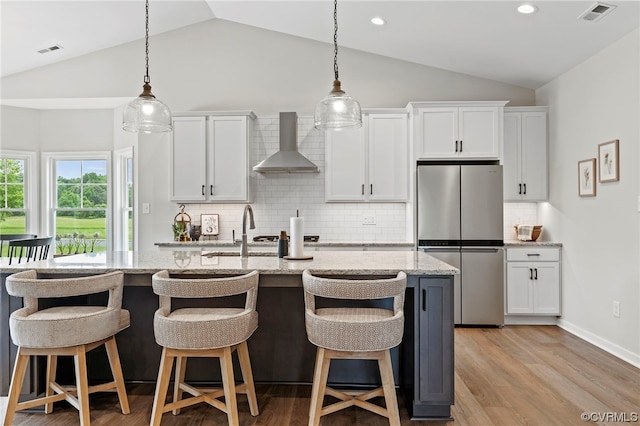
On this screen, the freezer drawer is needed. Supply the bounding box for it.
[461,247,504,326]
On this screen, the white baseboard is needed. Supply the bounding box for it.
[557,319,640,368]
[505,315,558,325]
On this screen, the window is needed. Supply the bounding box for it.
[114,147,134,251]
[44,152,111,254]
[0,151,37,254]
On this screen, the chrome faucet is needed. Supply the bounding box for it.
[240,204,255,257]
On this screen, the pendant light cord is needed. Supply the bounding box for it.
[144,0,150,84]
[333,0,339,81]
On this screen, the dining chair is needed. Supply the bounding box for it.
[8,236,52,264]
[0,234,37,256]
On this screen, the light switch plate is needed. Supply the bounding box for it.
[142,203,150,214]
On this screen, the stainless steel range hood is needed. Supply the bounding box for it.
[253,112,319,173]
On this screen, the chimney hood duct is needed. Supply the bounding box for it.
[253,112,319,173]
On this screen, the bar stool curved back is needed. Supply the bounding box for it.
[150,270,260,426]
[3,270,130,426]
[302,269,407,426]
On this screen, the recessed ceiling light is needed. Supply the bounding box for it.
[371,17,386,26]
[517,4,538,14]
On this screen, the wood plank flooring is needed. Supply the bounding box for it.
[2,326,638,425]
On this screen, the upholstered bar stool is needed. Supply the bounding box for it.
[150,270,260,426]
[302,269,407,426]
[3,270,130,426]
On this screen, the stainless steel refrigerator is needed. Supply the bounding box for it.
[417,163,504,326]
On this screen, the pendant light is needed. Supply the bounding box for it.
[123,0,172,133]
[314,0,362,130]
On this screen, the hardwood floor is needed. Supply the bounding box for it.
[2,326,638,425]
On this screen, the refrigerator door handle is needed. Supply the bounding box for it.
[422,247,460,253]
[460,247,502,253]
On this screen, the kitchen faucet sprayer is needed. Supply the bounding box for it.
[240,205,255,257]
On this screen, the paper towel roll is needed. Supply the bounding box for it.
[290,217,304,258]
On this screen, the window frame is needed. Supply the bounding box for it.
[0,150,38,234]
[114,147,135,251]
[43,151,112,252]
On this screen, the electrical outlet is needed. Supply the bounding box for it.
[613,301,620,318]
[363,215,376,225]
[142,203,150,214]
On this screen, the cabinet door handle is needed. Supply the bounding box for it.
[534,268,538,280]
[210,185,214,196]
[460,140,463,152]
[523,183,527,195]
[519,183,522,194]
[201,185,205,196]
[529,268,533,280]
[370,184,373,195]
[361,184,365,195]
[455,140,458,152]
[422,288,427,311]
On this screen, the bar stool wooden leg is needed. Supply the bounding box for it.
[104,337,130,414]
[172,356,187,415]
[45,354,58,414]
[308,347,331,426]
[237,341,259,416]
[74,346,90,426]
[3,349,29,426]
[151,347,174,426]
[220,346,239,426]
[379,349,401,426]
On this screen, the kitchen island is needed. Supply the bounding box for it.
[1,250,457,420]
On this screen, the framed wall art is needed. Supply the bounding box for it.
[201,214,219,236]
[578,158,596,197]
[598,139,619,182]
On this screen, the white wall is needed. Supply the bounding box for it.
[0,106,39,151]
[537,28,640,366]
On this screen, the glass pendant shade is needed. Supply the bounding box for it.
[314,80,362,130]
[123,83,172,133]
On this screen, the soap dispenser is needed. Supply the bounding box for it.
[277,230,289,258]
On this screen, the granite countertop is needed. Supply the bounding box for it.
[504,240,563,247]
[155,241,415,249]
[0,250,458,276]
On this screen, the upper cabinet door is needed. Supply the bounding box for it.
[208,116,250,202]
[171,116,207,201]
[503,108,548,201]
[368,113,408,201]
[325,127,366,201]
[457,107,500,158]
[520,111,548,201]
[415,108,458,159]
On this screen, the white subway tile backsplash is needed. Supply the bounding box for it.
[503,202,538,240]
[182,115,408,242]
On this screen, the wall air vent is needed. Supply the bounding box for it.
[578,2,616,22]
[37,44,64,54]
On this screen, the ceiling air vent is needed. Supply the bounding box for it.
[37,44,64,54]
[578,2,616,22]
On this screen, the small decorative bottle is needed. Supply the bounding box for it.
[277,230,289,258]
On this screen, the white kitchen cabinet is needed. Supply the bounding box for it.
[409,101,507,160]
[325,110,408,202]
[503,107,548,201]
[170,112,255,202]
[506,247,561,315]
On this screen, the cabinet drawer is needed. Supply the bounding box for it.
[506,247,559,262]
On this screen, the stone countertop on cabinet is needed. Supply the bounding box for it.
[0,250,457,276]
[504,240,563,247]
[154,241,415,249]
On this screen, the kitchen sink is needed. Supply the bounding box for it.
[202,251,277,258]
